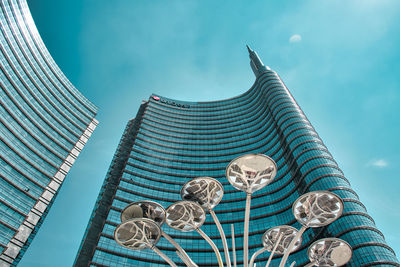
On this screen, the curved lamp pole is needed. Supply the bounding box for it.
[114,218,177,267]
[166,201,224,267]
[181,177,230,267]
[264,226,302,267]
[248,225,302,267]
[305,238,352,267]
[120,201,197,267]
[226,154,277,267]
[279,191,344,267]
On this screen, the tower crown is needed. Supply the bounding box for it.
[246,45,270,76]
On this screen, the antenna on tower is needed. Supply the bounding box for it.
[246,45,269,76]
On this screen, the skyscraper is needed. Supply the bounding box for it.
[0,0,98,265]
[75,47,398,266]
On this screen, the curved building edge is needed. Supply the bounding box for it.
[0,0,98,266]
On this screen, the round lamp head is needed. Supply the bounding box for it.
[120,201,166,226]
[262,225,302,254]
[181,177,224,210]
[114,218,161,250]
[308,238,352,266]
[165,201,206,232]
[226,154,277,194]
[293,191,343,228]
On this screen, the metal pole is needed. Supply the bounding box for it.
[151,246,178,267]
[279,225,307,267]
[243,193,252,267]
[249,247,268,267]
[265,232,283,267]
[304,262,316,267]
[196,228,224,267]
[231,224,237,267]
[162,231,197,267]
[176,251,188,265]
[210,209,231,267]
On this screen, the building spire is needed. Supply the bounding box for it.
[246,44,253,54]
[246,45,269,77]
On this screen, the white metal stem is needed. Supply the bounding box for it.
[162,231,197,267]
[151,246,178,267]
[249,247,268,267]
[279,225,307,267]
[176,251,188,265]
[289,261,296,267]
[210,209,231,267]
[243,193,252,267]
[265,232,284,267]
[197,228,224,267]
[231,224,237,267]
[304,261,316,267]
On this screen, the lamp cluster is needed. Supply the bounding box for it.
[114,154,352,267]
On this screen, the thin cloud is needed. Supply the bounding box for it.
[289,34,302,43]
[369,159,388,168]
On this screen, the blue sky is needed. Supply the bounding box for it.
[20,0,400,265]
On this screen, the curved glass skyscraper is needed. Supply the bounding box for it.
[0,0,98,265]
[75,47,398,266]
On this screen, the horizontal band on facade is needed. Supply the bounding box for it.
[0,106,66,161]
[147,72,277,112]
[0,173,36,200]
[0,92,72,152]
[139,108,309,146]
[337,224,384,239]
[146,79,279,118]
[143,86,297,131]
[124,146,344,190]
[0,35,86,134]
[0,11,91,126]
[138,113,310,151]
[0,188,30,217]
[133,95,315,154]
[0,0,97,116]
[0,73,77,146]
[0,214,18,232]
[128,127,317,163]
[0,123,60,171]
[352,242,397,257]
[147,81,296,125]
[361,262,400,267]
[0,137,54,184]
[119,168,348,207]
[0,154,46,190]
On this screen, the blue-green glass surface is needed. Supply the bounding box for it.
[75,67,399,266]
[0,0,97,265]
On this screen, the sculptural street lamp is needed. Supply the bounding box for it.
[114,218,176,266]
[305,238,352,267]
[118,201,196,266]
[279,191,344,267]
[249,225,301,267]
[181,177,229,266]
[226,154,277,267]
[113,153,352,267]
[166,200,224,267]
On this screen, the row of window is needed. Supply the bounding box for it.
[0,66,79,144]
[1,0,96,117]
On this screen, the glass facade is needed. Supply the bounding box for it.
[75,48,399,266]
[0,0,98,265]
